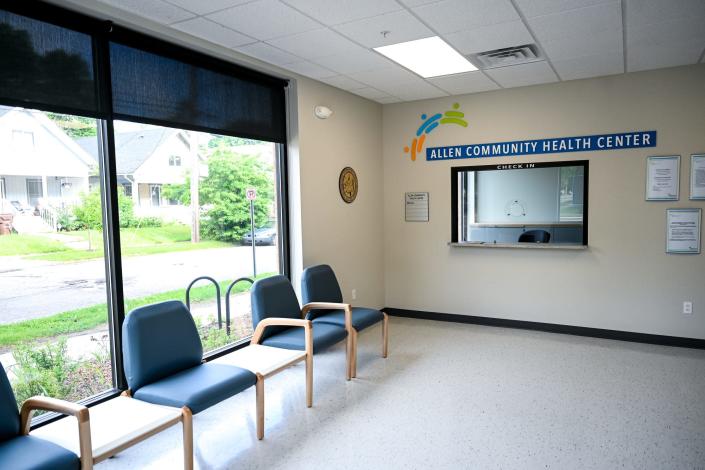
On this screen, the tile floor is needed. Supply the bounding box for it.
[36,317,705,469]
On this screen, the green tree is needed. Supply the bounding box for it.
[164,150,273,243]
[72,188,136,248]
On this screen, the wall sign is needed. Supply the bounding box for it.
[425,131,657,161]
[646,155,680,201]
[690,154,705,200]
[405,192,429,222]
[666,208,701,254]
[339,167,358,204]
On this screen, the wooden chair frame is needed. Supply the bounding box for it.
[20,396,93,470]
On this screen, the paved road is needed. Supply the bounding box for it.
[0,246,278,324]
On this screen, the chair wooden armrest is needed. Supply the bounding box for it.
[251,318,312,353]
[302,302,353,331]
[21,396,93,469]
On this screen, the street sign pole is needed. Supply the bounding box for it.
[246,188,257,277]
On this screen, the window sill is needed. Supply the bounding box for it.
[448,242,588,250]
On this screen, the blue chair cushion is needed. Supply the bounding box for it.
[311,307,384,332]
[133,363,256,414]
[301,264,343,305]
[251,276,302,341]
[262,323,347,353]
[0,435,79,470]
[0,362,20,441]
[123,301,203,392]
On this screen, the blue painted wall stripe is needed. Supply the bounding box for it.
[426,131,657,161]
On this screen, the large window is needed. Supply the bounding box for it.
[0,2,288,420]
[0,105,112,410]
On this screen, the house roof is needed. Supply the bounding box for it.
[77,128,180,175]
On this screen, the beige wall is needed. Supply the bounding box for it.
[382,64,705,339]
[293,78,384,308]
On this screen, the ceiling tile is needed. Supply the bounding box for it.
[444,20,533,55]
[282,60,337,79]
[351,87,395,100]
[334,10,434,48]
[376,96,403,104]
[625,0,705,27]
[540,28,622,62]
[281,0,402,25]
[552,51,623,80]
[266,29,364,60]
[412,0,520,34]
[236,42,301,65]
[628,43,704,71]
[484,61,559,87]
[207,0,320,41]
[348,66,421,89]
[527,1,622,43]
[319,75,368,91]
[428,71,500,95]
[164,0,252,16]
[171,17,255,47]
[627,16,705,49]
[312,50,392,74]
[514,0,617,18]
[97,0,195,24]
[392,82,449,101]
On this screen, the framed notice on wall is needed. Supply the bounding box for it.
[666,208,701,254]
[646,155,680,201]
[690,154,705,200]
[405,192,429,222]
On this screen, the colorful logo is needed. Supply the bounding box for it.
[404,103,468,161]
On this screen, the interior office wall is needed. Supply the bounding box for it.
[382,64,705,339]
[295,78,385,308]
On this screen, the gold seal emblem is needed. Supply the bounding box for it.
[338,167,358,203]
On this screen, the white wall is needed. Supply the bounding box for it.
[383,64,705,339]
[293,78,384,308]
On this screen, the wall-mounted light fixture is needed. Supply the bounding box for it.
[314,105,333,119]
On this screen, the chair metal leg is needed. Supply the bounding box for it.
[256,374,265,440]
[181,406,193,470]
[382,312,389,358]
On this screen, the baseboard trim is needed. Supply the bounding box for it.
[384,308,705,350]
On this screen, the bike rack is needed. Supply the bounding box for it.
[185,276,222,329]
[224,277,254,335]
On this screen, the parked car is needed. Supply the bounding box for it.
[242,226,277,246]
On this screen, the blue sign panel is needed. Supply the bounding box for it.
[426,130,657,161]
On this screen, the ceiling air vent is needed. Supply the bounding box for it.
[469,44,541,69]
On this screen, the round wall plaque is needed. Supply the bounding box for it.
[338,167,358,204]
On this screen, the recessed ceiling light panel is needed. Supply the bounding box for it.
[374,36,477,78]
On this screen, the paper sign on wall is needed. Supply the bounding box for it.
[405,192,429,222]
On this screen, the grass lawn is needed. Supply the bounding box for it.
[3,225,232,262]
[0,273,274,349]
[0,234,72,257]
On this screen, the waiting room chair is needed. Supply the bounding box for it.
[518,229,551,243]
[251,275,352,383]
[301,265,388,378]
[0,361,92,470]
[122,300,257,468]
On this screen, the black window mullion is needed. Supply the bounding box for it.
[94,32,127,391]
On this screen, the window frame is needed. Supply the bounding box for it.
[1,0,291,428]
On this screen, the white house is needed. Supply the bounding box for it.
[0,107,93,214]
[78,128,204,223]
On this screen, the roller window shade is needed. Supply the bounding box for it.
[109,42,287,143]
[0,10,98,115]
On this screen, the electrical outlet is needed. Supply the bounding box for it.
[683,301,693,315]
[352,289,357,300]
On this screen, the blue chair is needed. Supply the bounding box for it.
[301,265,388,378]
[122,300,257,464]
[0,361,92,470]
[251,275,351,383]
